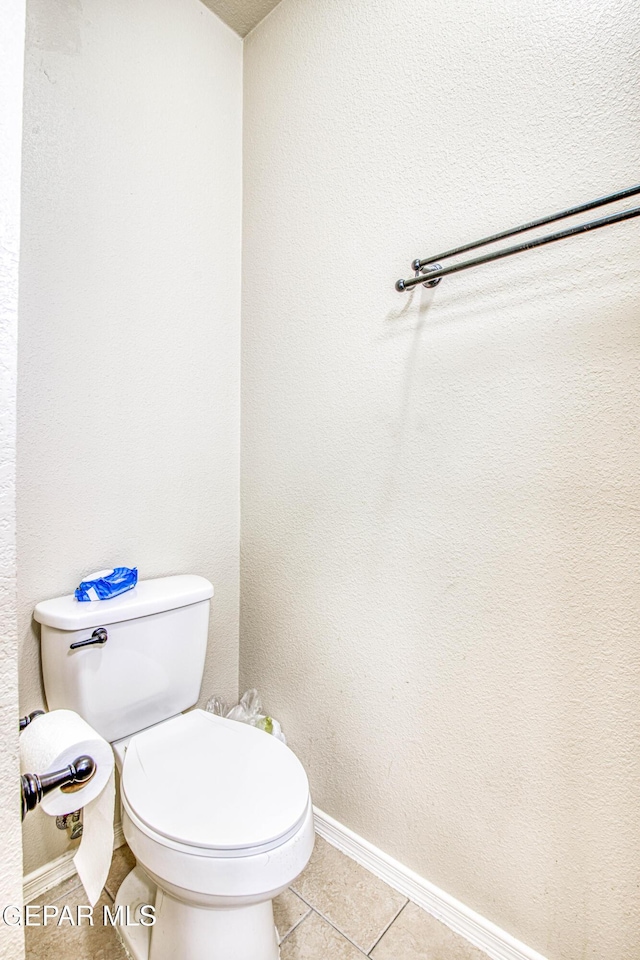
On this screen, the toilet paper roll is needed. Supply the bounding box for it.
[20,709,115,905]
[20,710,113,815]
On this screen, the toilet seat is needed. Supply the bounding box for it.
[121,709,310,857]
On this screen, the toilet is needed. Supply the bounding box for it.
[35,575,314,960]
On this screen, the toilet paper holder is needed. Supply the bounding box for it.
[19,711,97,821]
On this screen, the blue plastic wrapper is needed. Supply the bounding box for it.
[75,567,138,602]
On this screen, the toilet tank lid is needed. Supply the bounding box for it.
[34,575,214,630]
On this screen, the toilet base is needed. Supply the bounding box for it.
[114,866,156,960]
[115,867,281,960]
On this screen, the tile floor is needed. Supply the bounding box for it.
[26,836,490,959]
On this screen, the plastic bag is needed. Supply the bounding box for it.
[75,567,138,602]
[205,689,286,743]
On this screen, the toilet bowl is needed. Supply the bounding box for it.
[113,709,314,960]
[113,710,314,960]
[34,575,315,960]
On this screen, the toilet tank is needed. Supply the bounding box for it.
[35,575,214,743]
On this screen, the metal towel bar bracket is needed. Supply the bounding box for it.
[396,184,640,292]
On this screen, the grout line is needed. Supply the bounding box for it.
[289,896,370,956]
[367,899,409,955]
[278,902,312,944]
[291,840,409,955]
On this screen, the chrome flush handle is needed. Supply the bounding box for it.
[69,627,108,650]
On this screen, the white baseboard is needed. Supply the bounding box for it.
[23,822,125,904]
[313,807,548,960]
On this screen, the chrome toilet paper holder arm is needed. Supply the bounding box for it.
[18,711,97,820]
[19,710,45,731]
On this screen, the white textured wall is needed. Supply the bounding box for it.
[19,0,242,874]
[241,1,640,957]
[0,0,26,954]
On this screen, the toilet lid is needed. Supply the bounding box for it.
[121,710,310,852]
